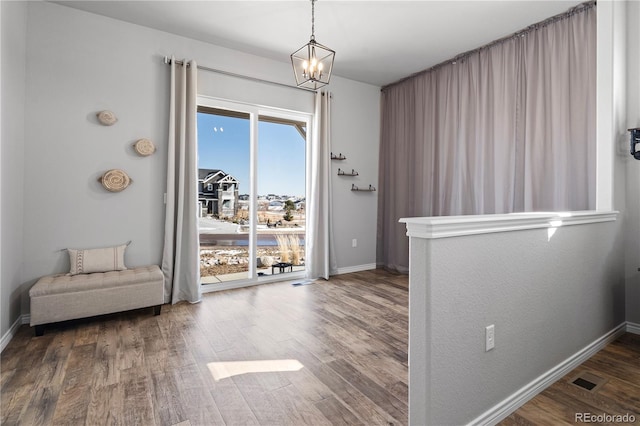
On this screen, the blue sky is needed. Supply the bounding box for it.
[197,112,306,196]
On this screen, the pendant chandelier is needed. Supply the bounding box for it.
[291,0,335,90]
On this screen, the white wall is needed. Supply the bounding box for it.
[625,0,640,325]
[1,0,27,340]
[15,1,379,317]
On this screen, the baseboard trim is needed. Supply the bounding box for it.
[333,263,377,276]
[468,322,627,426]
[1,314,30,353]
[627,321,640,335]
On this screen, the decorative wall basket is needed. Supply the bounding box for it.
[134,138,156,156]
[98,169,131,192]
[96,110,118,126]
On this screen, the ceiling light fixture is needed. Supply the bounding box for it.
[291,0,335,90]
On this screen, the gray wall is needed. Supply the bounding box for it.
[625,0,640,325]
[329,77,380,271]
[409,219,625,425]
[0,1,27,340]
[1,0,380,330]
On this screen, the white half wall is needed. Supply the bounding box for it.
[402,213,625,425]
[15,1,380,317]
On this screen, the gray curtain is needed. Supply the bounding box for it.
[162,57,202,303]
[522,8,597,211]
[306,91,337,280]
[378,4,596,273]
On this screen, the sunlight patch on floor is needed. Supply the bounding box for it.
[207,359,304,381]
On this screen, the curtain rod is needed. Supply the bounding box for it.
[163,56,317,94]
[381,0,596,91]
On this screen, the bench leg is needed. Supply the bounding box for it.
[153,305,162,316]
[34,325,44,337]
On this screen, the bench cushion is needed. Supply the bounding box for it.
[30,265,162,297]
[29,265,164,326]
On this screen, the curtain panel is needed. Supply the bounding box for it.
[162,57,202,304]
[306,91,337,280]
[378,4,596,273]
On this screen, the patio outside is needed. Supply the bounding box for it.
[199,199,305,284]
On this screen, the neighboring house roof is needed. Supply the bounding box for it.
[199,169,221,180]
[199,168,239,185]
[216,175,238,185]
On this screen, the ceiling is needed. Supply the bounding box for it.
[52,1,584,87]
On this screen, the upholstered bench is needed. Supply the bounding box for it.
[29,265,164,336]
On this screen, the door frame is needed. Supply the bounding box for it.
[197,95,312,292]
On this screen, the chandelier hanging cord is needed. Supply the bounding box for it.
[311,0,316,40]
[310,0,315,41]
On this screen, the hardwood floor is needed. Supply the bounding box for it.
[499,332,640,426]
[2,269,639,425]
[1,269,409,426]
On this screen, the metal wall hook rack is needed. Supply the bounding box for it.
[330,152,347,160]
[332,151,374,192]
[351,184,376,192]
[338,168,359,176]
[629,128,640,160]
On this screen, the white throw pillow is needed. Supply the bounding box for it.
[68,243,128,275]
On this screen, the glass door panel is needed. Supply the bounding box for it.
[197,107,251,284]
[256,118,306,277]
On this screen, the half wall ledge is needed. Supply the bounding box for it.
[399,210,618,240]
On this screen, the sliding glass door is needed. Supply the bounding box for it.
[197,98,309,288]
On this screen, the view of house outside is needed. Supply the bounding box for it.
[197,110,306,283]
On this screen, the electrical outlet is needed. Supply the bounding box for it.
[352,238,358,248]
[486,325,495,351]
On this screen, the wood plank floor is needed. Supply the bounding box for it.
[499,332,640,426]
[1,269,409,426]
[2,269,639,425]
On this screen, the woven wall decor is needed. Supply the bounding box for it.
[98,169,131,192]
[134,138,156,156]
[96,110,118,126]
